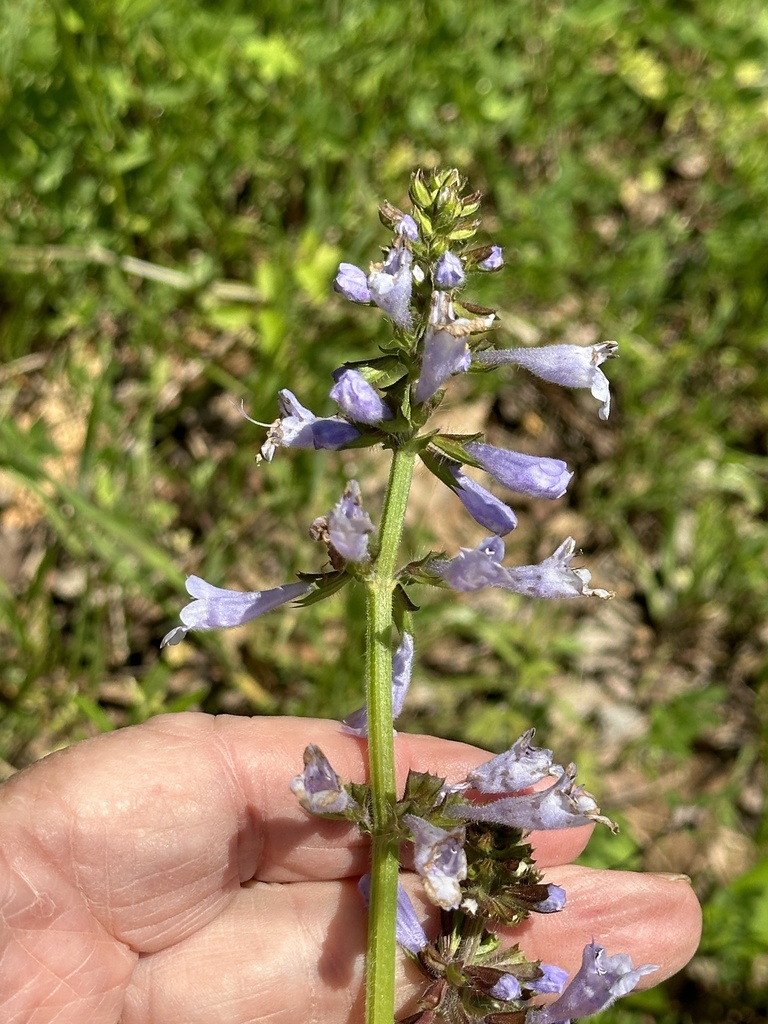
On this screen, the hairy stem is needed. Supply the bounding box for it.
[365,445,416,1024]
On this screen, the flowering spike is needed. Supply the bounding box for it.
[289,744,357,816]
[330,368,393,424]
[475,342,619,420]
[403,814,467,910]
[527,942,658,1024]
[463,443,573,500]
[161,576,310,646]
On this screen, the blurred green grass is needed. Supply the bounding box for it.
[1,0,767,1019]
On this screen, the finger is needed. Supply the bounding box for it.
[122,867,701,1024]
[513,864,702,985]
[1,714,589,956]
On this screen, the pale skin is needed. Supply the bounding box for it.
[0,714,702,1023]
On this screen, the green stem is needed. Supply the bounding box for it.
[365,445,416,1024]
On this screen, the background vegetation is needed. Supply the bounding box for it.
[1,0,767,1020]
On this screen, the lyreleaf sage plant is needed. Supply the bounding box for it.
[162,169,654,1024]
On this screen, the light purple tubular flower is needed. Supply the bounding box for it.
[434,251,466,289]
[327,480,375,563]
[450,762,616,832]
[528,942,658,1024]
[431,536,509,591]
[260,389,361,461]
[329,368,392,425]
[475,341,619,421]
[415,290,495,405]
[359,876,428,954]
[368,245,414,330]
[395,214,419,242]
[334,262,372,303]
[478,245,504,271]
[501,537,613,600]
[160,576,311,647]
[535,884,567,913]
[464,442,573,500]
[528,964,569,995]
[343,633,414,736]
[311,418,362,450]
[489,974,522,1001]
[465,729,558,793]
[448,467,518,536]
[289,744,356,816]
[403,814,467,910]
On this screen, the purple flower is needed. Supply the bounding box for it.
[464,729,558,793]
[432,536,611,600]
[289,744,357,816]
[395,214,419,242]
[394,882,430,954]
[160,575,310,647]
[368,245,414,330]
[464,442,573,500]
[334,262,372,304]
[489,974,521,1001]
[490,960,569,1002]
[534,884,567,913]
[403,814,467,910]
[434,251,465,289]
[479,246,504,271]
[359,876,428,954]
[325,480,375,562]
[449,762,616,832]
[343,632,414,737]
[432,536,509,591]
[528,942,658,1024]
[475,341,619,420]
[501,537,613,600]
[415,291,495,404]
[260,389,361,461]
[329,369,392,425]
[529,964,569,995]
[448,466,518,536]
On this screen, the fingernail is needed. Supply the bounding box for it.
[655,871,692,884]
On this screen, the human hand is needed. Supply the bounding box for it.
[0,714,701,1023]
